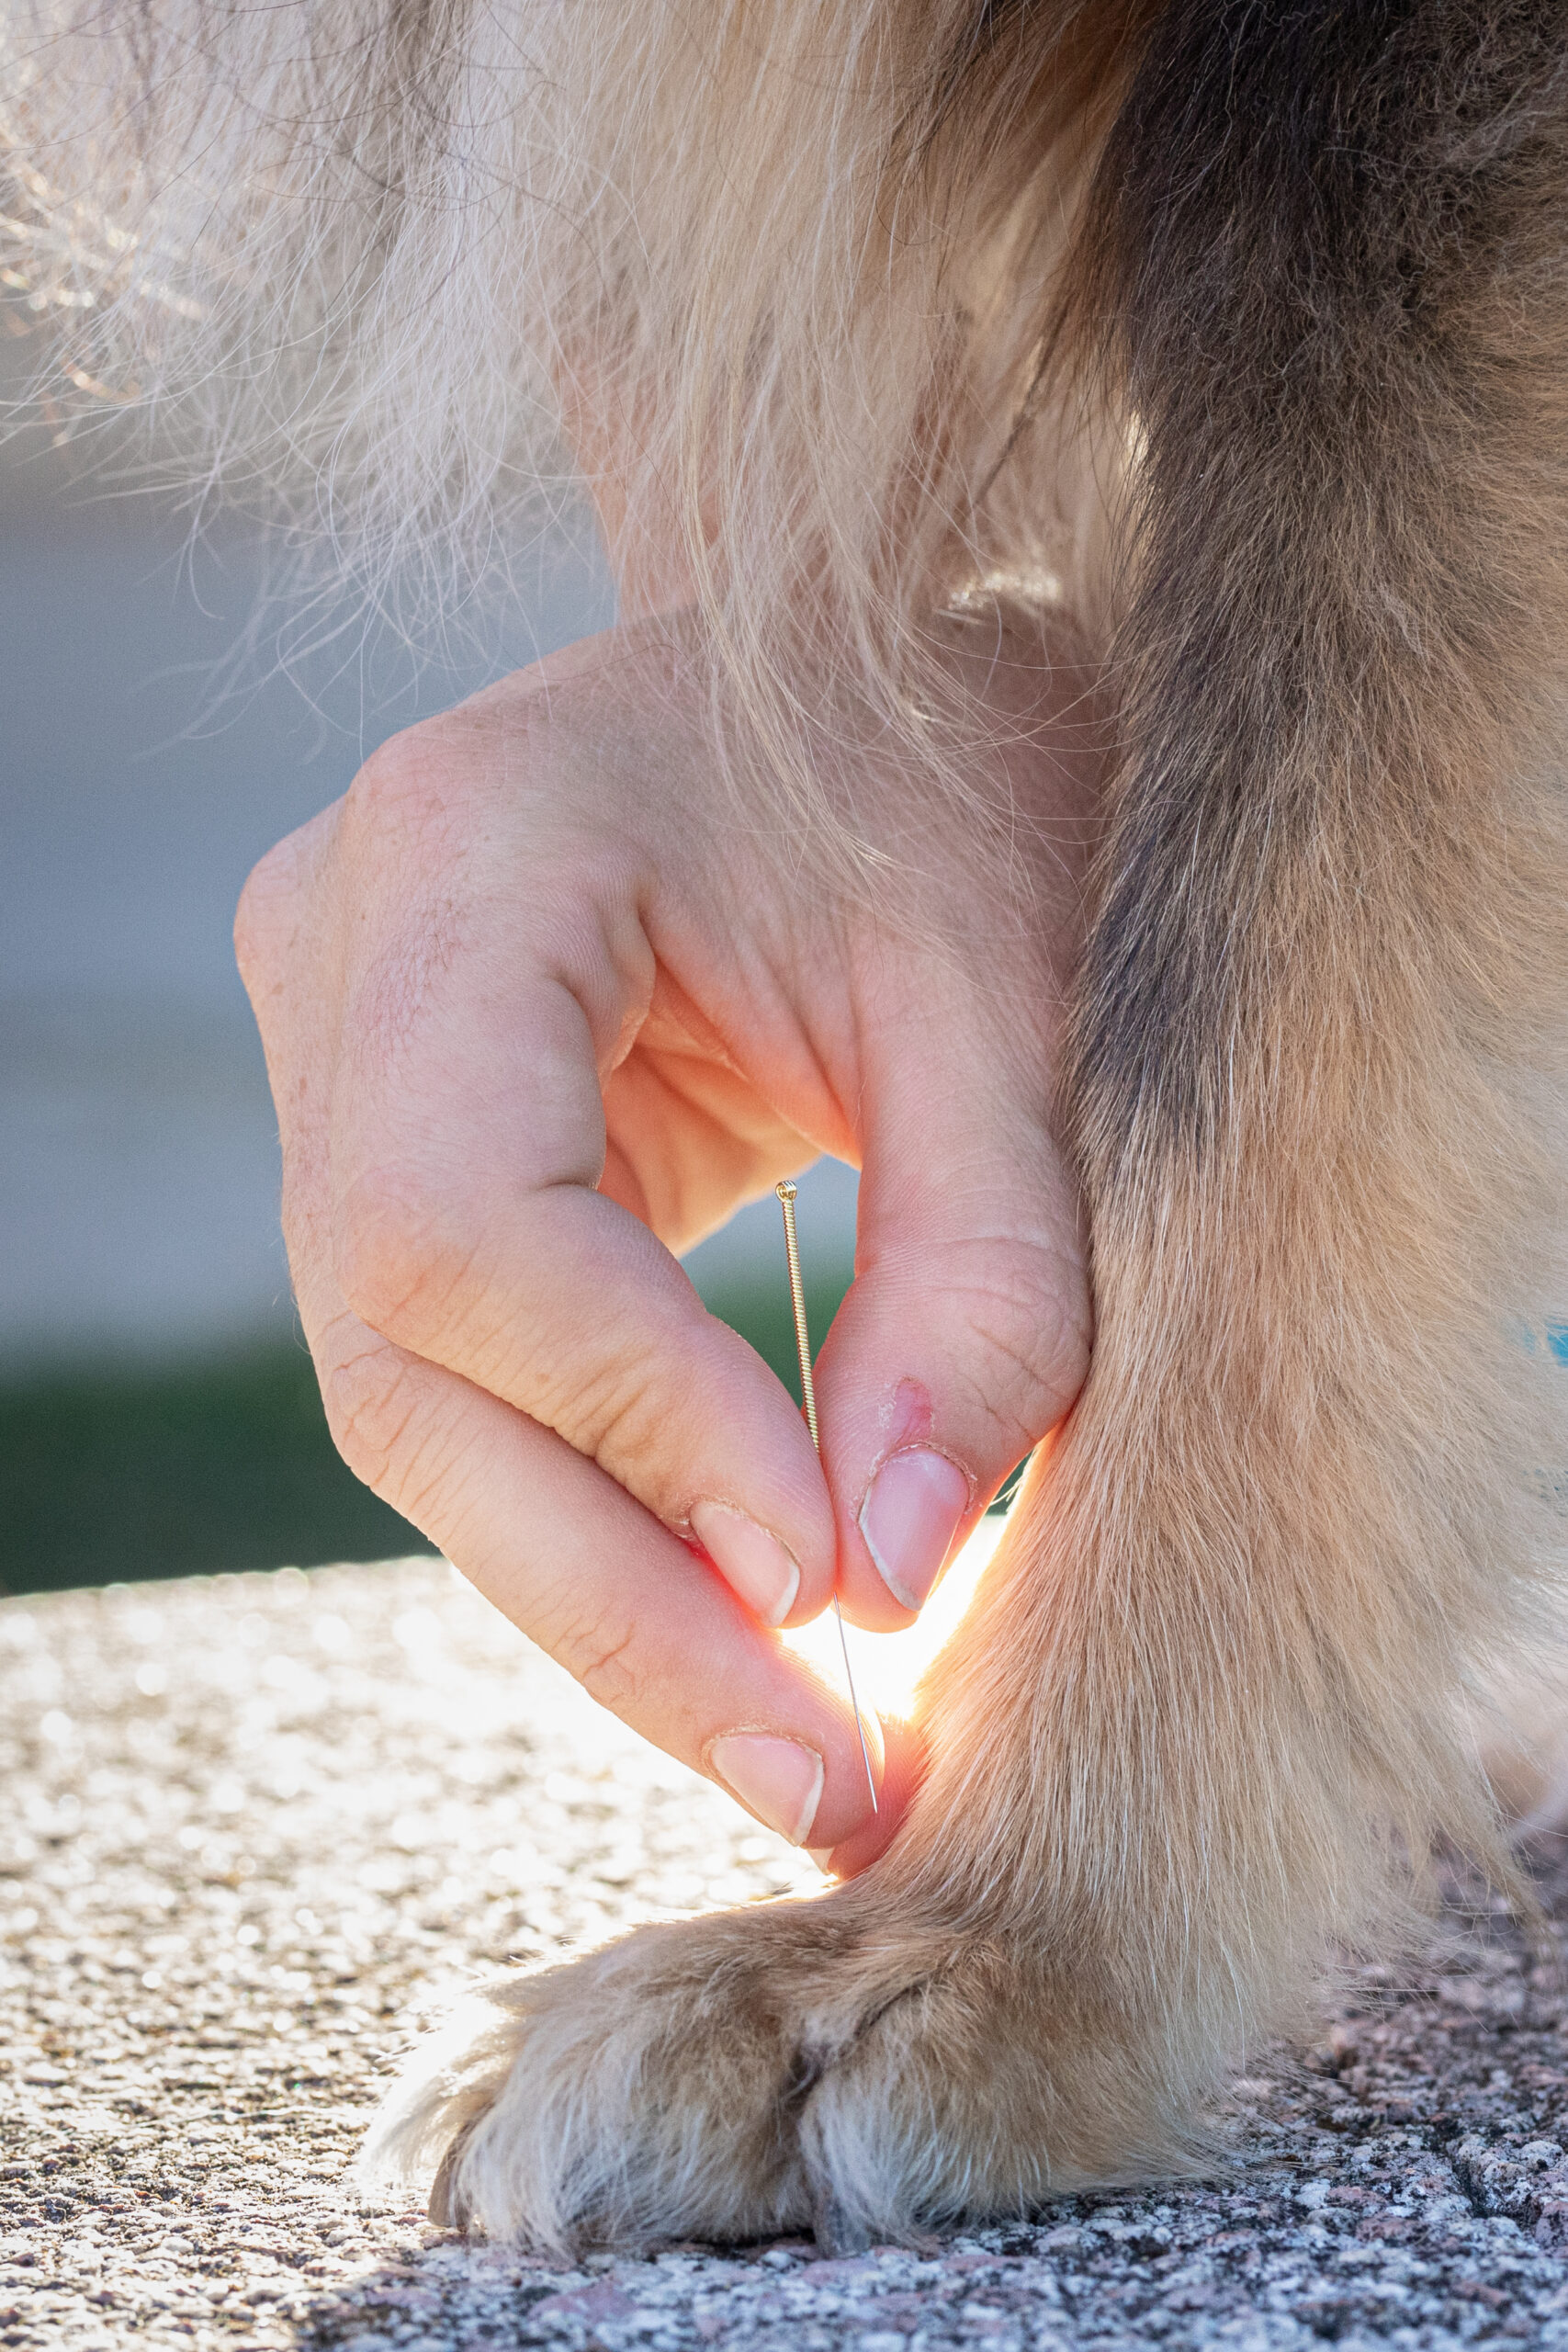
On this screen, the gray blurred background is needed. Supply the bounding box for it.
[0,326,857,1590]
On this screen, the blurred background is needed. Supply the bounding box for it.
[0,322,859,1596]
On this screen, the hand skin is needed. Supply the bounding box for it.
[235,609,1101,1874]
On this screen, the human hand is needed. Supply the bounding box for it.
[235,613,1100,1872]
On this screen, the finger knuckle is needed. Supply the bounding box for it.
[542,1604,642,1714]
[343,719,461,850]
[953,1238,1092,1440]
[334,1167,479,1348]
[529,1340,671,1488]
[321,1339,422,1498]
[233,833,307,989]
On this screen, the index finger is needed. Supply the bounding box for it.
[310,1299,893,1854]
[243,850,896,1856]
[324,784,842,1642]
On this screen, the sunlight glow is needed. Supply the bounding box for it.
[781,1510,1008,1723]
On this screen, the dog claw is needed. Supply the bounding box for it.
[811,2184,871,2255]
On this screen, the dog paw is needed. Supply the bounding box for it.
[360,1890,1179,2253]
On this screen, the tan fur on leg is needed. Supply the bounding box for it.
[367,6,1568,2247]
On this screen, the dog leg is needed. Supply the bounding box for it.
[364,2,1568,2251]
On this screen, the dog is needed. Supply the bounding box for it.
[6,0,1568,2251]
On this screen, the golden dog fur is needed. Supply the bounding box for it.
[7,0,1568,2249]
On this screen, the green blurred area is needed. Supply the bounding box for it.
[0,1275,852,1596]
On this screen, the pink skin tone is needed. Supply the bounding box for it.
[236,527,1099,1872]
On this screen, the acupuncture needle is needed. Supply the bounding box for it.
[775,1180,879,1814]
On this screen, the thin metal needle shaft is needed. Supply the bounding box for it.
[775,1181,878,1814]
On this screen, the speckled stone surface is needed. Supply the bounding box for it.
[7,1557,1568,2350]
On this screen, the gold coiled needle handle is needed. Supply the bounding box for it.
[775,1182,878,1814]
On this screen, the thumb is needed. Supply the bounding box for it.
[813,1018,1090,1633]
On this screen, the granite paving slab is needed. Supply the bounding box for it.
[6,1555,1568,2349]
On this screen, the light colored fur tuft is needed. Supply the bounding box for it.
[1,0,1125,819]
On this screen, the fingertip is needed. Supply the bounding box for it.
[688,1501,801,1627]
[808,1714,925,1879]
[858,1444,972,1613]
[707,1732,825,1845]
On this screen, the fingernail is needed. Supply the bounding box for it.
[689,1502,800,1627]
[859,1448,970,1611]
[807,1846,840,1878]
[708,1734,824,1845]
